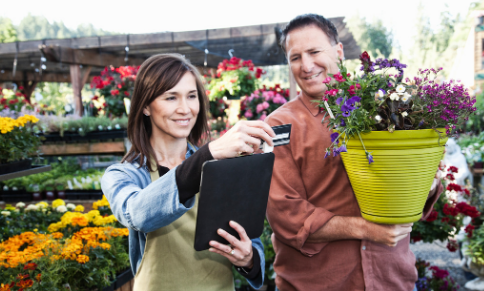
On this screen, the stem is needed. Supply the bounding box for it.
[357,132,369,154]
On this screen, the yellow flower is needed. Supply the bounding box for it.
[86,210,100,222]
[36,202,48,209]
[76,254,89,264]
[74,205,85,212]
[52,199,65,208]
[100,243,111,250]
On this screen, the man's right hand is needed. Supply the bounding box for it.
[362,221,413,247]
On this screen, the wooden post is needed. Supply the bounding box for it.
[289,66,297,100]
[70,64,83,116]
[21,73,38,102]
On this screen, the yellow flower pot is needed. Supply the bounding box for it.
[340,129,447,224]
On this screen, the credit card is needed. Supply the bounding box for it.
[261,124,292,153]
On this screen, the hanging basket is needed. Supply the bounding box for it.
[340,129,447,224]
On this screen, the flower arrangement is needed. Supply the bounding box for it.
[318,52,476,163]
[0,114,41,164]
[206,57,265,102]
[0,87,33,112]
[415,258,459,291]
[239,85,289,121]
[411,166,480,251]
[91,66,139,118]
[0,197,130,290]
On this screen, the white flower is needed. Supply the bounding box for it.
[377,90,386,99]
[375,115,382,122]
[401,112,408,117]
[401,92,411,102]
[42,208,47,213]
[16,202,26,208]
[396,84,406,93]
[13,209,19,213]
[56,205,68,213]
[66,203,76,210]
[389,93,400,101]
[1,211,11,217]
[25,204,39,211]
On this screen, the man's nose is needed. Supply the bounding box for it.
[301,55,314,73]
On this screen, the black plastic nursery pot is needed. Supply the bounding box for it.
[0,190,32,202]
[64,190,103,200]
[0,159,32,175]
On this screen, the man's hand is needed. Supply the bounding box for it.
[362,221,413,247]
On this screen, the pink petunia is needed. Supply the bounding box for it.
[256,103,264,113]
[244,110,253,118]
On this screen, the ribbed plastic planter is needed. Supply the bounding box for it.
[340,129,447,224]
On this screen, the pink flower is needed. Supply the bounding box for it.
[262,101,270,109]
[322,77,331,84]
[327,89,338,96]
[259,113,267,121]
[244,109,253,118]
[263,91,275,101]
[256,103,264,113]
[334,72,345,82]
[356,84,361,89]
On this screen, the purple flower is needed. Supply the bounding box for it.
[346,96,361,108]
[341,104,352,117]
[340,119,346,126]
[324,149,330,159]
[337,144,347,153]
[366,152,374,164]
[335,97,343,105]
[330,132,339,143]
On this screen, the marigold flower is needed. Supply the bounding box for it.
[76,255,90,264]
[23,262,37,270]
[16,279,33,288]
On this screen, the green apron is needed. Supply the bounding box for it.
[133,157,234,291]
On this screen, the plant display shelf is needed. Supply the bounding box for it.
[40,141,126,156]
[101,268,134,291]
[40,130,127,144]
[0,165,51,182]
[471,168,484,176]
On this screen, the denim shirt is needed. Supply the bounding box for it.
[101,143,265,289]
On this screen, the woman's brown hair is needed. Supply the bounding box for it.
[122,53,210,171]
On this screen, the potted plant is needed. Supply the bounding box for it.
[317,52,476,224]
[0,114,41,174]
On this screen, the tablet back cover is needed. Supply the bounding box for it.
[194,153,275,251]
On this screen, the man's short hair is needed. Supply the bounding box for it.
[280,14,339,53]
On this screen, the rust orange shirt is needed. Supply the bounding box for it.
[265,94,442,291]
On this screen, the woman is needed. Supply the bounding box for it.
[101,53,275,290]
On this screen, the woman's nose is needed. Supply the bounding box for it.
[176,98,191,114]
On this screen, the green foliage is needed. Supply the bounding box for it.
[467,224,484,265]
[0,17,18,43]
[0,116,41,164]
[346,16,393,59]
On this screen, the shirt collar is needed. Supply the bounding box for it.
[298,94,322,117]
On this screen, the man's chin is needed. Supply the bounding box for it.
[300,87,326,100]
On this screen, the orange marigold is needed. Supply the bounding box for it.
[52,232,63,239]
[16,279,33,288]
[36,273,41,282]
[0,283,13,291]
[71,216,89,227]
[23,262,37,270]
[76,254,89,264]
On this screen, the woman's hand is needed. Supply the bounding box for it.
[208,220,254,269]
[208,120,276,160]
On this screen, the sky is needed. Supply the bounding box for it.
[0,0,477,53]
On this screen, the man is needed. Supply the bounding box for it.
[264,14,443,291]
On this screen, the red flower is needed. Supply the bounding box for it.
[9,99,19,104]
[206,90,211,96]
[448,166,459,173]
[446,183,462,192]
[18,86,24,90]
[16,274,29,280]
[456,202,480,218]
[346,73,351,77]
[441,217,450,223]
[124,91,130,96]
[0,98,6,105]
[446,240,458,252]
[15,92,23,97]
[110,89,119,96]
[429,266,449,279]
[117,84,122,89]
[333,72,345,82]
[23,263,37,270]
[359,51,371,64]
[102,102,107,108]
[443,203,459,216]
[465,224,476,238]
[36,273,41,282]
[16,279,33,289]
[426,210,438,222]
[464,188,470,196]
[92,96,99,101]
[446,173,455,181]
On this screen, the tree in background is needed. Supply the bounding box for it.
[0,17,18,43]
[346,16,394,60]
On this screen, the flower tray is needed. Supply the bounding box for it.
[64,190,103,200]
[40,130,127,144]
[340,129,447,224]
[113,268,134,289]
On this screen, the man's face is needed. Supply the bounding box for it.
[286,24,344,99]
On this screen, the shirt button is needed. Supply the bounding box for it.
[362,246,366,250]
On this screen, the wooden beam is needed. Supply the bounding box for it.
[40,141,126,156]
[70,64,83,117]
[0,70,73,82]
[40,45,145,67]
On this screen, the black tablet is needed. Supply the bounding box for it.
[194,152,275,251]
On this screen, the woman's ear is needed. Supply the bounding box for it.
[143,107,150,117]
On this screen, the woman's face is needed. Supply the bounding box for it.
[143,72,200,141]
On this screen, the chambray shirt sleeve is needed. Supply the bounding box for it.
[246,237,265,289]
[101,164,195,233]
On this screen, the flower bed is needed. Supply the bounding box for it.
[0,197,130,290]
